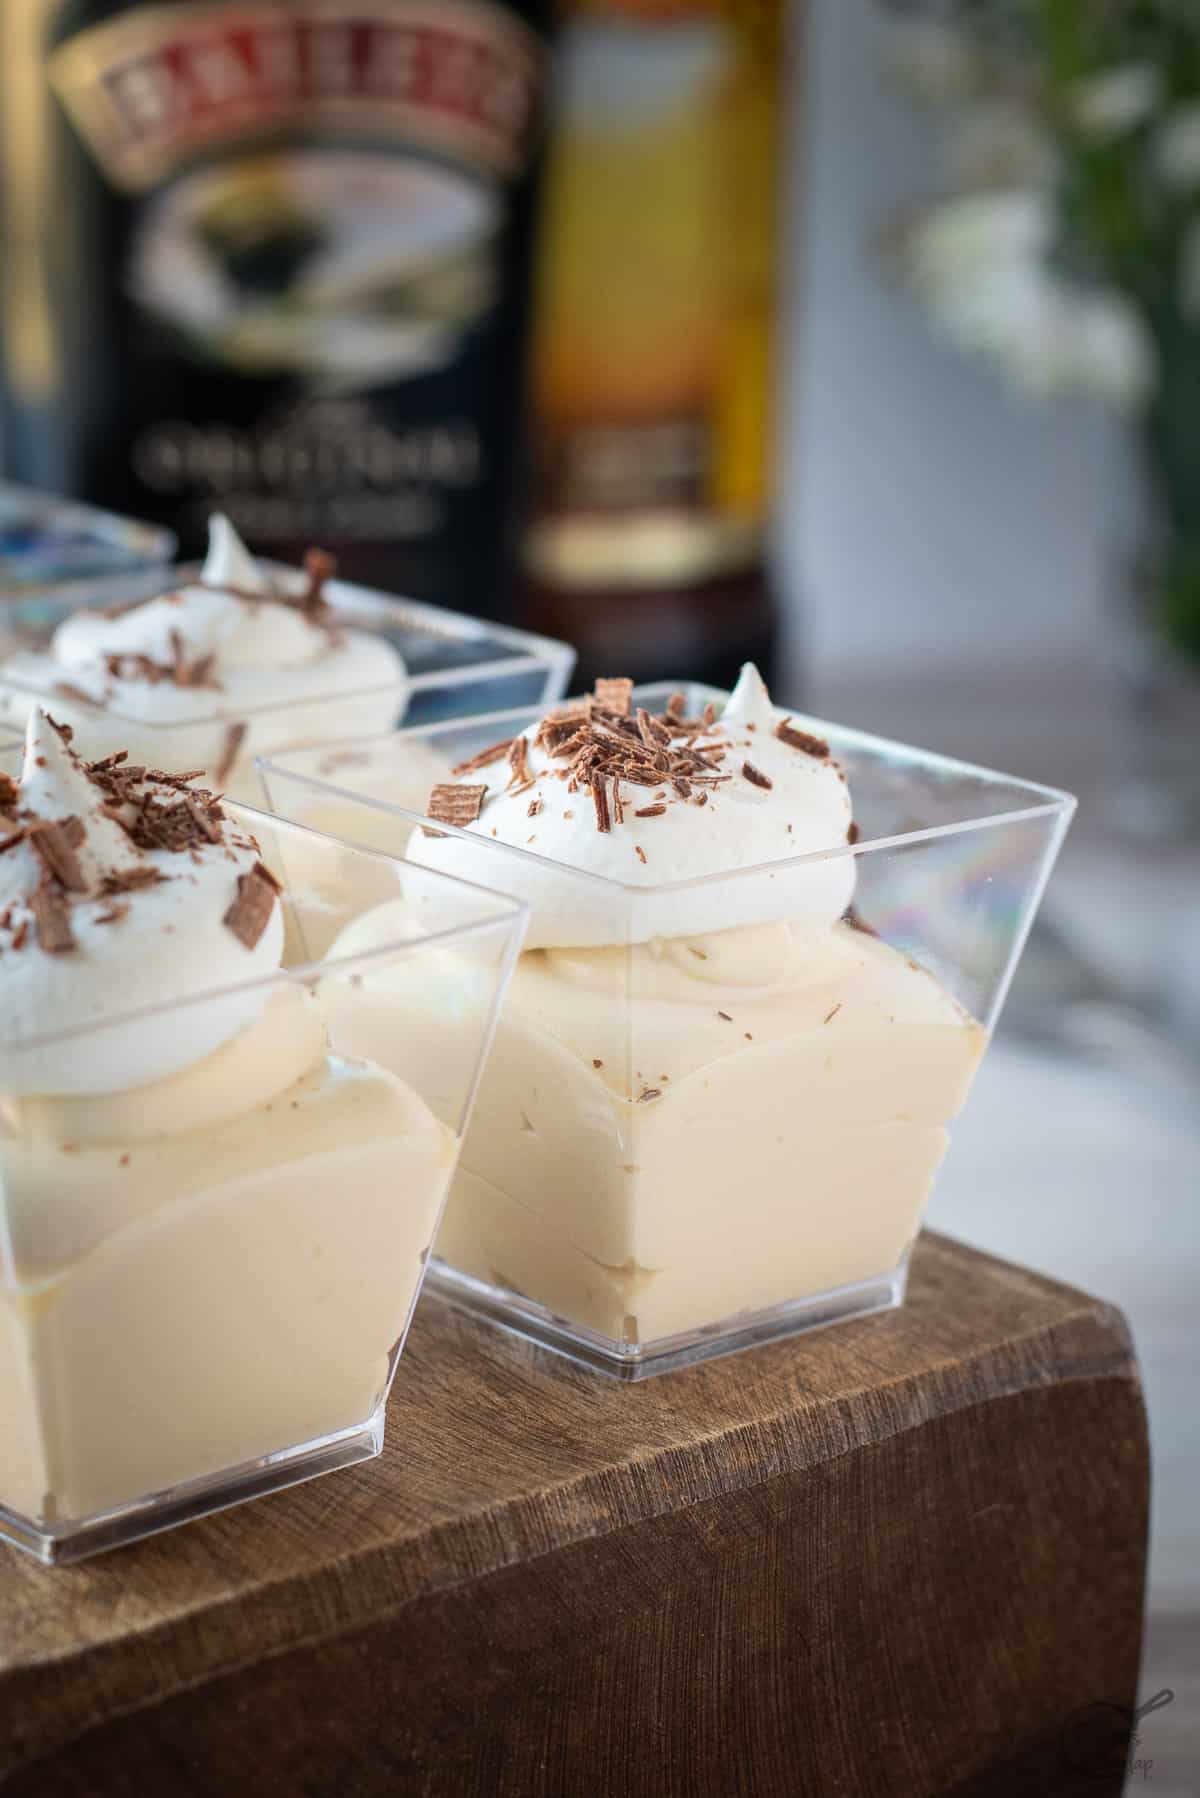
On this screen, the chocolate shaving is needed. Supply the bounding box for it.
[591,777,611,834]
[223,864,279,950]
[215,722,247,788]
[507,735,530,789]
[45,715,74,744]
[534,704,593,757]
[527,796,543,817]
[593,677,633,716]
[634,845,647,864]
[250,857,282,893]
[845,906,879,939]
[451,738,514,777]
[301,547,336,618]
[847,821,860,845]
[93,901,130,926]
[823,1003,843,1024]
[100,866,166,894]
[426,783,487,829]
[634,803,666,818]
[0,825,29,856]
[29,818,87,892]
[30,878,75,954]
[716,1010,733,1022]
[104,650,175,687]
[0,773,19,810]
[519,680,780,835]
[166,630,220,689]
[637,1087,662,1104]
[184,797,223,843]
[742,761,773,790]
[53,682,96,709]
[776,718,830,759]
[593,1058,604,1069]
[145,768,208,790]
[9,917,29,951]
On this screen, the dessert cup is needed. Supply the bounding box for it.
[0,546,574,801]
[0,733,526,1560]
[1,482,175,603]
[260,682,1074,1380]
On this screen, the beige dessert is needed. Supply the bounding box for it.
[325,667,988,1349]
[0,712,452,1527]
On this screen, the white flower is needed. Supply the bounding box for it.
[944,106,1058,191]
[884,19,979,105]
[1068,63,1161,141]
[926,257,1074,393]
[1070,293,1156,411]
[1154,104,1200,189]
[1182,217,1200,321]
[900,194,1155,413]
[905,190,1054,290]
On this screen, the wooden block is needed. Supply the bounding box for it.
[0,1234,1149,1797]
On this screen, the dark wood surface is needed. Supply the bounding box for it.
[0,1233,1149,1797]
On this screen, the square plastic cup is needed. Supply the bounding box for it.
[259,683,1075,1380]
[0,739,527,1562]
[0,482,175,604]
[0,551,574,804]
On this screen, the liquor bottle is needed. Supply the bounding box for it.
[0,0,553,614]
[520,0,790,689]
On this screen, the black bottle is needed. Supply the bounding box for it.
[1,0,553,616]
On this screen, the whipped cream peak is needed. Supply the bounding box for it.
[409,664,857,948]
[0,710,285,1095]
[720,660,776,732]
[202,512,270,595]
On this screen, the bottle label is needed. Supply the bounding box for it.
[50,1,541,190]
[43,0,547,585]
[526,0,784,590]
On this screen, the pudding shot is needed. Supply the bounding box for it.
[0,515,407,802]
[0,710,524,1559]
[262,668,1073,1376]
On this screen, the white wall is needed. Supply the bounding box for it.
[779,0,1136,686]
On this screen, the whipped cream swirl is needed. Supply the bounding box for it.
[0,516,408,797]
[0,710,284,1096]
[409,665,857,947]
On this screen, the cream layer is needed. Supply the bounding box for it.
[322,917,986,1346]
[0,989,454,1522]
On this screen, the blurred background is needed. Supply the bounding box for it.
[1,0,1197,1780]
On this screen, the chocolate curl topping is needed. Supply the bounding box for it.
[215,721,248,788]
[593,677,633,717]
[776,718,830,759]
[451,738,514,778]
[30,878,74,954]
[426,783,487,828]
[28,818,87,892]
[301,547,337,616]
[223,862,279,950]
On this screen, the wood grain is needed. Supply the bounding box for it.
[0,1234,1149,1796]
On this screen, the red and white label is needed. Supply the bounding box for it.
[51,0,543,189]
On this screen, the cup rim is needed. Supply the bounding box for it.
[0,773,530,1056]
[0,556,575,721]
[258,680,1078,900]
